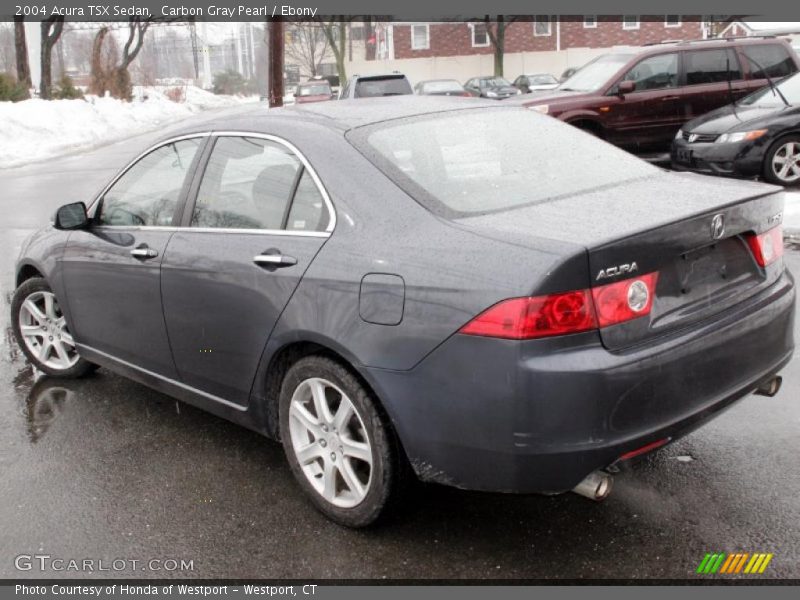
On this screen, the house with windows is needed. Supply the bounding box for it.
[348,16,707,85]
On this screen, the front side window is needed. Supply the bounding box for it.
[411,24,430,50]
[191,136,328,232]
[96,138,202,227]
[351,109,657,217]
[620,53,678,91]
[742,44,797,80]
[533,16,551,36]
[684,49,741,85]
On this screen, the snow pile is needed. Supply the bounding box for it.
[0,88,258,168]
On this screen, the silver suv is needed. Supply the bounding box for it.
[338,73,413,99]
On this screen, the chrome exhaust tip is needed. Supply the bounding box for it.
[755,376,782,397]
[572,470,613,501]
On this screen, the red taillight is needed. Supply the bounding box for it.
[460,272,659,340]
[459,290,596,340]
[591,272,659,328]
[746,225,783,267]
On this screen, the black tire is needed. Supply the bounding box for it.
[762,134,800,186]
[11,277,95,378]
[279,355,401,527]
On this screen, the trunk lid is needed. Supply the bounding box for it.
[457,172,786,350]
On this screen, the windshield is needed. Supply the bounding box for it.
[355,77,413,98]
[528,75,558,85]
[423,81,464,93]
[297,84,330,96]
[739,72,799,106]
[558,53,635,92]
[351,108,657,217]
[480,77,512,87]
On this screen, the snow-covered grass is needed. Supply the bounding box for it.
[0,87,258,169]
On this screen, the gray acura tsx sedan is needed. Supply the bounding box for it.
[11,97,794,527]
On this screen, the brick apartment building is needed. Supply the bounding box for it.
[391,16,706,59]
[352,16,708,84]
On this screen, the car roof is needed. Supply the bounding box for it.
[629,35,792,56]
[164,96,499,139]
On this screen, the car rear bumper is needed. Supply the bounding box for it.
[670,139,765,178]
[365,271,795,493]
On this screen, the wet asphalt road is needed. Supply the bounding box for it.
[1,140,799,581]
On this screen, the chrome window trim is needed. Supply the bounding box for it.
[88,130,336,238]
[78,343,247,411]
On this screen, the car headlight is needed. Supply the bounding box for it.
[516,89,522,95]
[486,91,498,97]
[675,129,683,140]
[716,129,768,143]
[529,104,549,114]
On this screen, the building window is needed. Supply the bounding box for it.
[583,15,597,28]
[470,23,490,47]
[411,24,430,50]
[665,15,681,28]
[533,16,551,37]
[623,16,640,30]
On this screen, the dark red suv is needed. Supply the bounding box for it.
[518,37,800,152]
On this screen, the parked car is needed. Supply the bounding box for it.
[414,79,470,96]
[464,76,521,99]
[518,37,800,152]
[513,73,560,93]
[338,73,412,99]
[294,80,333,104]
[12,99,793,527]
[672,71,800,185]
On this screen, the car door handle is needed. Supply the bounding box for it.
[130,245,158,259]
[253,253,297,268]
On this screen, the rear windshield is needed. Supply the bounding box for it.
[298,84,331,96]
[349,108,657,217]
[355,77,413,98]
[423,80,464,93]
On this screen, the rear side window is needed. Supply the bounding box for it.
[191,136,328,232]
[684,49,741,84]
[741,44,797,79]
[351,108,657,217]
[97,138,201,227]
[355,77,412,98]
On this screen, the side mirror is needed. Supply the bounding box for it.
[54,202,89,230]
[617,80,636,96]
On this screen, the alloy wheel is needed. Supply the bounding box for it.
[17,291,79,371]
[771,141,800,184]
[288,377,373,508]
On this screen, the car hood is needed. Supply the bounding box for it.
[518,89,594,104]
[686,103,799,134]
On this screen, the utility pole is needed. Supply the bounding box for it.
[268,18,283,107]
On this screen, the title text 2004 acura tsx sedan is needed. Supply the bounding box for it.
[12,98,794,527]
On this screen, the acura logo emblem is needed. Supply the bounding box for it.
[711,214,725,240]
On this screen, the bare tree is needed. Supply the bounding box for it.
[0,24,14,74]
[483,16,518,78]
[90,17,152,99]
[14,16,31,90]
[318,18,348,84]
[285,22,331,78]
[40,16,65,99]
